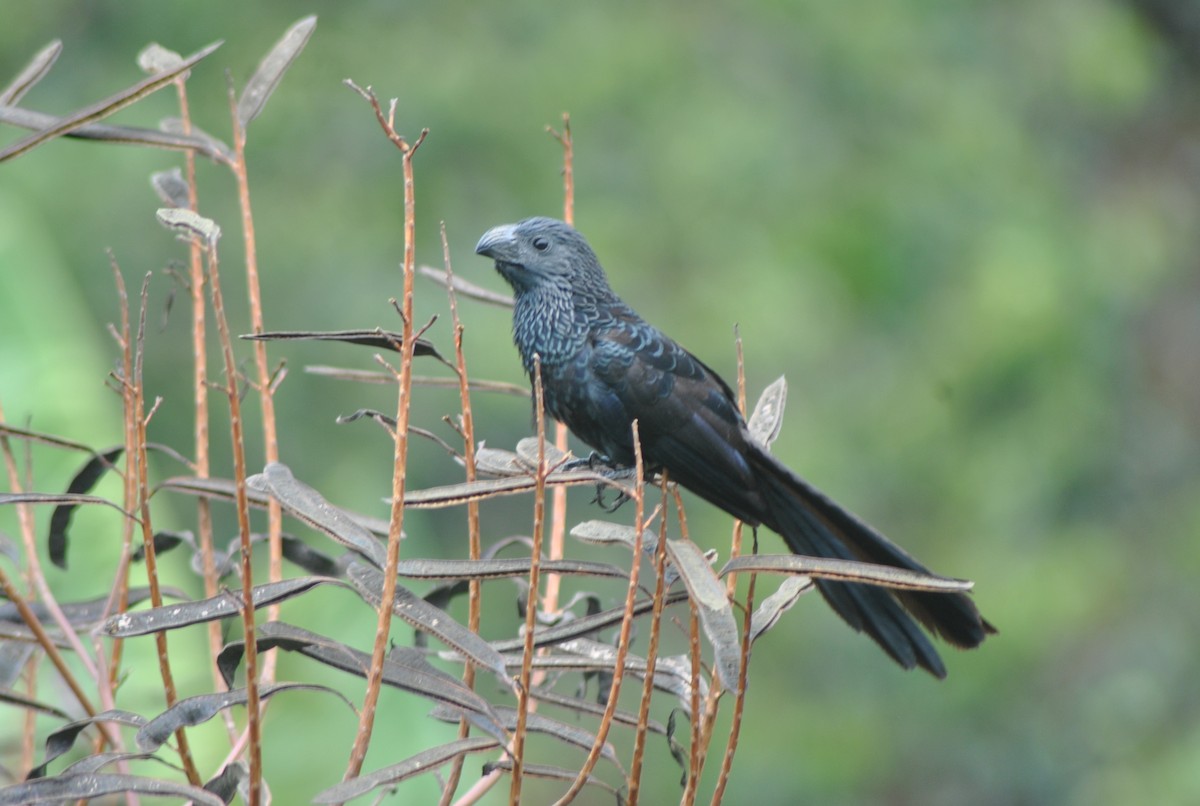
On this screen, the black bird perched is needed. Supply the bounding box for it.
[476,216,994,677]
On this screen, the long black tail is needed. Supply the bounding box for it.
[747,444,995,678]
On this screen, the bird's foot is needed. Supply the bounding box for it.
[561,451,622,473]
[593,485,631,513]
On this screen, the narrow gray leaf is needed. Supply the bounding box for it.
[749,575,814,642]
[666,539,741,692]
[135,683,339,751]
[0,773,223,806]
[719,554,976,591]
[0,40,62,105]
[418,265,515,308]
[103,577,337,638]
[747,375,787,448]
[150,167,189,208]
[312,737,499,803]
[237,15,317,127]
[346,563,510,683]
[0,40,223,163]
[251,462,388,568]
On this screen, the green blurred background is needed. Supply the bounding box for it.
[3,1,1199,804]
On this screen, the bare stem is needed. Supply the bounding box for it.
[340,81,427,789]
[554,420,647,806]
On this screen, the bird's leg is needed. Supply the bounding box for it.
[560,450,619,472]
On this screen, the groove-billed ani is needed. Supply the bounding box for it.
[476,217,994,677]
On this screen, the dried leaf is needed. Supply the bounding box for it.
[418,265,514,307]
[237,15,317,128]
[249,462,388,568]
[0,106,231,162]
[312,738,499,803]
[243,328,445,362]
[719,554,976,592]
[103,577,337,638]
[136,43,183,74]
[0,40,62,105]
[135,683,342,751]
[0,773,224,806]
[217,622,506,739]
[346,563,510,683]
[749,575,814,642]
[150,167,189,208]
[43,447,124,569]
[665,538,741,692]
[747,375,787,448]
[0,40,223,163]
[156,207,220,246]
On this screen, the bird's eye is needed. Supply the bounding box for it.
[532,237,550,252]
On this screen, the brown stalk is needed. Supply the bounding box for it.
[340,81,427,787]
[510,356,550,804]
[710,329,757,805]
[437,222,485,806]
[543,112,574,618]
[226,74,284,687]
[628,473,673,804]
[669,486,707,805]
[126,271,203,786]
[176,64,233,739]
[203,223,264,803]
[553,420,648,806]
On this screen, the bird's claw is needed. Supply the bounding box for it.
[592,485,631,513]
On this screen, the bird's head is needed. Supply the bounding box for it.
[475,217,610,297]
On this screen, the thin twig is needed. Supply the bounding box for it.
[437,221,484,806]
[510,355,550,804]
[554,420,647,806]
[340,81,427,790]
[710,328,757,805]
[628,473,673,804]
[204,218,263,804]
[543,111,574,620]
[176,62,234,741]
[227,71,285,690]
[129,270,203,787]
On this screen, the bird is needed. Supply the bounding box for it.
[475,216,994,677]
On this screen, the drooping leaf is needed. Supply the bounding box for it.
[665,538,740,692]
[47,446,123,569]
[749,575,815,642]
[249,463,388,568]
[312,738,499,804]
[150,167,190,208]
[135,683,343,751]
[0,40,223,163]
[346,563,510,682]
[481,760,626,803]
[203,763,247,804]
[216,622,507,740]
[28,710,148,779]
[0,773,223,806]
[429,703,621,767]
[157,474,390,535]
[103,577,338,638]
